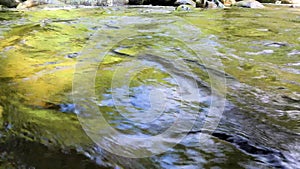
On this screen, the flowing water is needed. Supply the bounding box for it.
[0,6,299,169]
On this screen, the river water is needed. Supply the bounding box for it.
[0,6,299,169]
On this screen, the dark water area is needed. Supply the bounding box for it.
[0,6,299,169]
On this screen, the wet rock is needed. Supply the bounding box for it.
[287,50,300,56]
[128,0,147,5]
[223,0,236,6]
[206,1,218,7]
[205,0,225,8]
[235,0,264,8]
[286,62,300,66]
[245,49,274,55]
[112,46,138,57]
[175,0,196,7]
[264,42,288,48]
[195,0,202,6]
[16,0,41,9]
[0,0,20,7]
[66,52,79,58]
[176,4,193,10]
[281,92,300,103]
[59,103,76,113]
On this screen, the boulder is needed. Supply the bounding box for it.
[0,0,20,7]
[195,0,202,6]
[206,1,218,7]
[235,0,264,8]
[204,0,225,8]
[222,0,236,6]
[16,0,39,8]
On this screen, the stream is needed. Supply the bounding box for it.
[0,6,299,169]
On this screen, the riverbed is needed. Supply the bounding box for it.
[0,6,299,168]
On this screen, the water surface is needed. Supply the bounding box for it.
[0,6,299,169]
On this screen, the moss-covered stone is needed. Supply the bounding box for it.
[0,0,19,8]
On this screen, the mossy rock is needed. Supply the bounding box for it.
[0,0,19,7]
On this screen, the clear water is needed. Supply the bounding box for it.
[0,6,299,169]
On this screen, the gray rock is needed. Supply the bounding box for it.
[235,0,264,8]
[223,0,236,6]
[175,0,196,7]
[16,0,40,9]
[264,42,288,48]
[204,0,225,8]
[206,1,218,7]
[176,4,193,10]
[288,50,300,56]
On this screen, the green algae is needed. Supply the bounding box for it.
[0,6,299,168]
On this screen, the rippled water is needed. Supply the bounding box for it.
[0,6,299,169]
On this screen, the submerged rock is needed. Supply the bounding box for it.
[176,4,193,10]
[264,42,288,48]
[288,50,300,56]
[235,0,264,8]
[245,49,274,55]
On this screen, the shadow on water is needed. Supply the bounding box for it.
[0,137,105,169]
